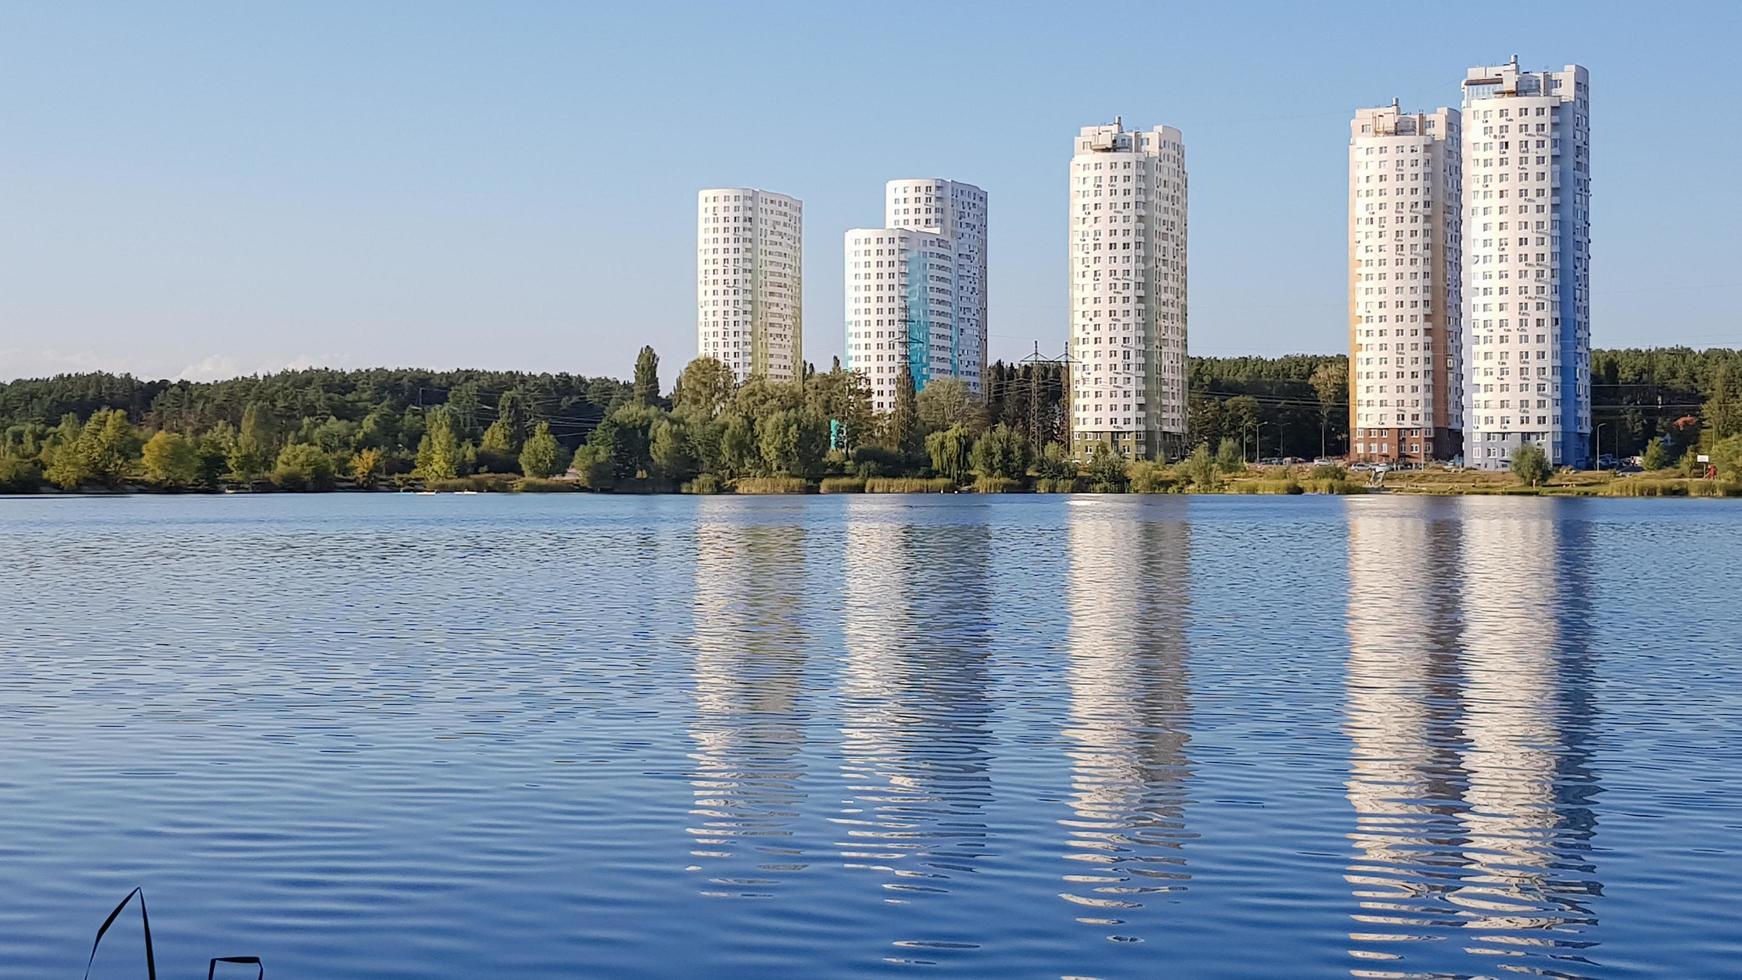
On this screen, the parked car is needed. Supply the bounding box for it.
[1597,454,1617,469]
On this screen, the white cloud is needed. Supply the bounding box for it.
[0,347,113,381]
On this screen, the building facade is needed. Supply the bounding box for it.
[845,179,987,412]
[697,188,803,383]
[1348,102,1464,464]
[1068,120,1188,461]
[1460,60,1592,469]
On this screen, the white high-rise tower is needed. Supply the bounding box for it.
[697,188,803,383]
[1348,102,1464,464]
[1068,120,1188,461]
[844,179,988,412]
[1460,60,1592,469]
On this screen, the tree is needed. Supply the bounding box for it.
[758,409,826,477]
[273,443,336,490]
[479,419,517,454]
[230,402,278,483]
[1181,443,1218,490]
[718,412,757,477]
[495,389,531,449]
[1035,441,1076,482]
[141,431,199,488]
[1215,437,1246,473]
[970,424,1030,480]
[1224,396,1260,460]
[1309,361,1347,459]
[887,367,920,457]
[924,425,974,484]
[633,345,661,407]
[672,357,736,418]
[77,409,141,488]
[1709,434,1742,480]
[916,378,985,436]
[1511,443,1551,486]
[416,406,464,481]
[803,363,875,453]
[1642,437,1672,471]
[195,423,235,488]
[350,447,385,489]
[647,416,695,482]
[519,421,566,479]
[40,414,91,489]
[1703,362,1741,441]
[447,382,482,441]
[1087,441,1128,492]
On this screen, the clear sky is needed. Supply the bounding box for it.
[2,0,1737,385]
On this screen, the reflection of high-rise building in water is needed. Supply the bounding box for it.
[837,502,995,906]
[686,507,811,898]
[1343,499,1601,977]
[1061,502,1193,941]
[1344,500,1471,965]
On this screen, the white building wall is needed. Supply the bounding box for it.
[697,188,803,383]
[845,228,958,413]
[844,178,986,411]
[1069,121,1188,461]
[1460,61,1592,469]
[1349,103,1463,463]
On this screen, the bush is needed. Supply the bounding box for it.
[850,445,905,478]
[1510,443,1552,486]
[733,476,810,494]
[1310,463,1348,481]
[1642,437,1672,471]
[512,477,577,493]
[1086,442,1128,492]
[972,475,1020,493]
[271,443,336,491]
[682,473,723,495]
[1606,478,1687,497]
[1128,461,1180,494]
[0,456,43,493]
[866,477,954,493]
[819,476,867,494]
[1034,442,1077,482]
[1178,444,1219,491]
[1034,477,1080,494]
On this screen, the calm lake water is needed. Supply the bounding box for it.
[2,493,1739,978]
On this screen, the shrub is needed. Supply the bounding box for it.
[1034,477,1080,494]
[1086,442,1128,492]
[850,445,905,478]
[972,475,1020,493]
[682,473,723,495]
[1215,437,1245,473]
[1129,461,1180,494]
[866,477,954,493]
[1510,444,1552,486]
[1309,462,1348,481]
[271,443,336,491]
[733,476,810,494]
[819,476,867,494]
[1178,444,1219,491]
[1606,478,1686,497]
[512,477,577,493]
[0,455,44,493]
[1034,442,1077,482]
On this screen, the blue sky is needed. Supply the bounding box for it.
[2,0,1736,384]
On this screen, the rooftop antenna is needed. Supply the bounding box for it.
[1509,53,1519,67]
[1115,114,1123,129]
[1391,97,1400,110]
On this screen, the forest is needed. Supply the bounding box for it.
[0,346,1737,493]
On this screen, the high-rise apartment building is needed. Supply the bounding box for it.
[697,188,803,383]
[1460,60,1592,469]
[1349,102,1463,463]
[844,179,988,412]
[1068,120,1188,461]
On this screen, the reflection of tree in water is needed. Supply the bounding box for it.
[1342,500,1603,977]
[1061,503,1195,943]
[685,513,812,898]
[837,511,996,927]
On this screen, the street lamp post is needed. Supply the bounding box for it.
[1594,422,1610,470]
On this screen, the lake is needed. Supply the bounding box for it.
[1,493,1739,977]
